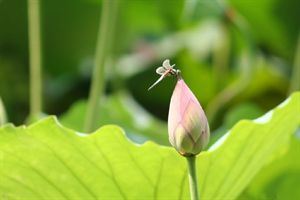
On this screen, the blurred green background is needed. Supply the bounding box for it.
[0,0,299,136]
[0,0,300,199]
[1,0,299,125]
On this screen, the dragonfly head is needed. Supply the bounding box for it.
[175,69,181,80]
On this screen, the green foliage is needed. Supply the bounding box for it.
[0,92,299,199]
[0,57,29,124]
[60,92,168,145]
[224,102,263,128]
[239,135,300,199]
[0,0,299,198]
[229,0,300,59]
[0,0,296,127]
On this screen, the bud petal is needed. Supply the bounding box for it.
[168,79,210,156]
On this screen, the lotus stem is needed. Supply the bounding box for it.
[27,0,42,118]
[84,0,119,132]
[186,156,199,200]
[289,34,300,94]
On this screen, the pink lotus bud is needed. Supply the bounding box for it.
[168,79,210,156]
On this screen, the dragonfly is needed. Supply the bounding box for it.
[148,59,180,90]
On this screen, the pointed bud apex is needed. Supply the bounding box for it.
[168,79,210,156]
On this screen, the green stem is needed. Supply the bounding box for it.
[289,34,300,94]
[28,0,42,118]
[0,97,7,125]
[186,156,199,200]
[84,0,119,132]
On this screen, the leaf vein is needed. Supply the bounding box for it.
[227,114,292,197]
[0,172,44,199]
[116,133,155,187]
[93,140,127,200]
[211,126,254,198]
[0,149,70,200]
[153,156,166,199]
[28,133,98,200]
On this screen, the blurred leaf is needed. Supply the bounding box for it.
[194,0,224,18]
[209,102,264,146]
[0,93,299,199]
[0,0,28,56]
[228,0,300,59]
[0,56,29,124]
[239,133,300,200]
[207,55,288,126]
[60,92,169,145]
[242,57,288,98]
[41,0,100,76]
[117,19,225,78]
[177,51,217,105]
[120,0,166,36]
[224,102,264,128]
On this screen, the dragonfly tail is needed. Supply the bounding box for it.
[148,74,165,91]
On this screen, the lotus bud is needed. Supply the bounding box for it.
[168,79,210,156]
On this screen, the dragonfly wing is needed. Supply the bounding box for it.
[148,74,166,90]
[156,66,166,75]
[162,59,171,69]
[162,59,175,69]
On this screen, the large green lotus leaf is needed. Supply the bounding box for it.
[239,134,300,200]
[197,92,300,199]
[0,92,299,199]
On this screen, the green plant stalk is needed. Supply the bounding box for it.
[186,156,199,200]
[289,34,300,94]
[84,0,119,132]
[0,97,7,125]
[28,0,42,118]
